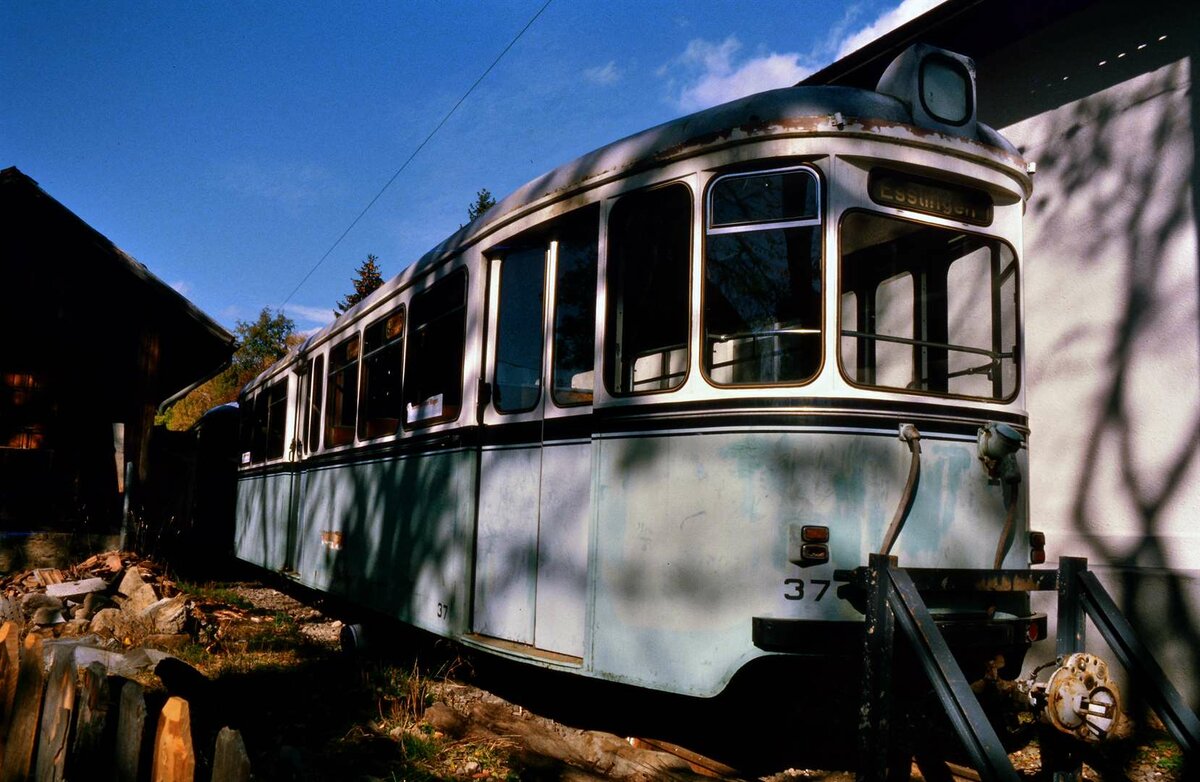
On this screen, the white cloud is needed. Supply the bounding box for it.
[170,280,193,297]
[834,0,947,59]
[666,36,812,112]
[283,303,335,330]
[583,61,621,85]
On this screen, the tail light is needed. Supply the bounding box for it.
[1030,531,1046,565]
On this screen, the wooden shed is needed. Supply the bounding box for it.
[0,166,234,555]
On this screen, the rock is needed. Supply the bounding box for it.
[32,606,65,626]
[59,618,92,637]
[46,577,108,601]
[125,583,160,618]
[145,595,188,634]
[116,567,147,598]
[0,597,21,624]
[78,592,109,621]
[90,607,149,643]
[424,702,468,738]
[21,592,63,616]
[89,607,123,635]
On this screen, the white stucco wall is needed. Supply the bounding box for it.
[976,2,1200,702]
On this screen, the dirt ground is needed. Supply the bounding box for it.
[157,573,1187,782]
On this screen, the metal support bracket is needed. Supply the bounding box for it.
[849,555,1199,780]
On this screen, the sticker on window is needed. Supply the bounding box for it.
[406,394,445,423]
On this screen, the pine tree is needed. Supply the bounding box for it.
[335,254,384,317]
[467,188,497,222]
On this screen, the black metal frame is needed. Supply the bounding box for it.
[842,554,1199,781]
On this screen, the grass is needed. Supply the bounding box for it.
[167,580,522,780]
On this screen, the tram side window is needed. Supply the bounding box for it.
[704,168,822,385]
[326,335,360,447]
[552,207,599,405]
[264,381,288,460]
[404,270,467,426]
[606,184,691,394]
[359,308,405,439]
[494,247,545,413]
[307,355,324,452]
[839,211,1019,400]
[240,381,288,463]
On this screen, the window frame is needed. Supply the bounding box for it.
[836,208,1021,403]
[325,333,361,448]
[492,246,547,415]
[403,268,469,429]
[603,181,694,397]
[358,306,406,440]
[701,164,825,388]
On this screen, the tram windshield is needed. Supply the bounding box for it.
[703,168,822,386]
[839,212,1018,401]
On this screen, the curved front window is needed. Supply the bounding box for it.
[703,167,823,386]
[839,211,1019,401]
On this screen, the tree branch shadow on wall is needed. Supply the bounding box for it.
[1022,42,1200,729]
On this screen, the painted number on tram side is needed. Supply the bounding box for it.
[783,578,831,601]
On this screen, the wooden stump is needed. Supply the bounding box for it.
[0,621,20,753]
[114,680,147,782]
[69,662,112,774]
[35,645,77,782]
[0,634,46,782]
[210,727,251,782]
[151,696,194,782]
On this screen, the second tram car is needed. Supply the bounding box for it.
[234,44,1043,698]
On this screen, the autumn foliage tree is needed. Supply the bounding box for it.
[159,307,298,431]
[334,254,384,317]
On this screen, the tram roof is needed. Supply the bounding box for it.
[264,78,1024,385]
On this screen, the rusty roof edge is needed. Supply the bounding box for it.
[276,81,1030,376]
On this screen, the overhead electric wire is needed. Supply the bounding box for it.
[281,0,555,308]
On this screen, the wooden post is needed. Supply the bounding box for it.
[0,634,46,782]
[210,727,251,782]
[70,662,112,773]
[35,645,76,782]
[151,696,194,782]
[0,621,20,751]
[114,680,147,782]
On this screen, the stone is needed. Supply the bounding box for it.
[211,727,251,782]
[145,595,188,634]
[115,567,147,599]
[124,584,159,618]
[46,577,108,602]
[20,592,62,616]
[89,608,123,636]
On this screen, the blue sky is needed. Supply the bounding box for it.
[3,0,940,335]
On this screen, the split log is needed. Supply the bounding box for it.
[0,634,46,782]
[210,727,251,782]
[151,696,194,782]
[34,645,76,781]
[0,621,19,749]
[69,662,112,774]
[114,680,147,782]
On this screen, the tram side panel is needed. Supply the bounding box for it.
[234,471,292,572]
[287,448,476,636]
[589,426,1029,697]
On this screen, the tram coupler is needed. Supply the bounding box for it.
[1019,652,1121,741]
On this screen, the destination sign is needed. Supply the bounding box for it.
[869,169,993,225]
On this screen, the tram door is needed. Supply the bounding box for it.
[474,217,596,658]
